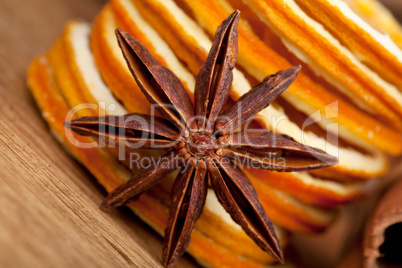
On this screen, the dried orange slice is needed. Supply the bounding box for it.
[91,5,150,114]
[52,20,291,256]
[246,168,364,208]
[150,179,289,262]
[47,24,127,117]
[108,0,390,217]
[42,20,334,261]
[108,0,383,212]
[344,0,402,49]
[240,0,402,124]
[115,0,389,180]
[295,0,402,91]
[27,55,286,267]
[49,19,339,234]
[172,0,402,155]
[92,3,202,114]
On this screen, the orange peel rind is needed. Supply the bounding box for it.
[344,0,402,49]
[241,0,402,124]
[295,0,402,91]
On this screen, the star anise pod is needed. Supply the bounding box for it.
[65,10,337,267]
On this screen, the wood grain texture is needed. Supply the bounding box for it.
[0,0,195,267]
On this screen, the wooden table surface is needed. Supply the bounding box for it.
[0,0,401,267]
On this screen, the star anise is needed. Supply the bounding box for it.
[65,10,337,267]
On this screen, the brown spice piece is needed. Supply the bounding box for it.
[65,10,337,267]
[363,178,402,268]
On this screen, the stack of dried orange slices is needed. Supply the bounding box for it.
[27,0,402,266]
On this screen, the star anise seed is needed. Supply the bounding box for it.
[65,10,337,267]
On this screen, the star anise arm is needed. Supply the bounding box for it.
[100,151,183,210]
[65,113,181,149]
[217,130,338,171]
[116,29,195,133]
[206,158,284,263]
[194,10,240,134]
[215,66,301,135]
[163,158,208,267]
